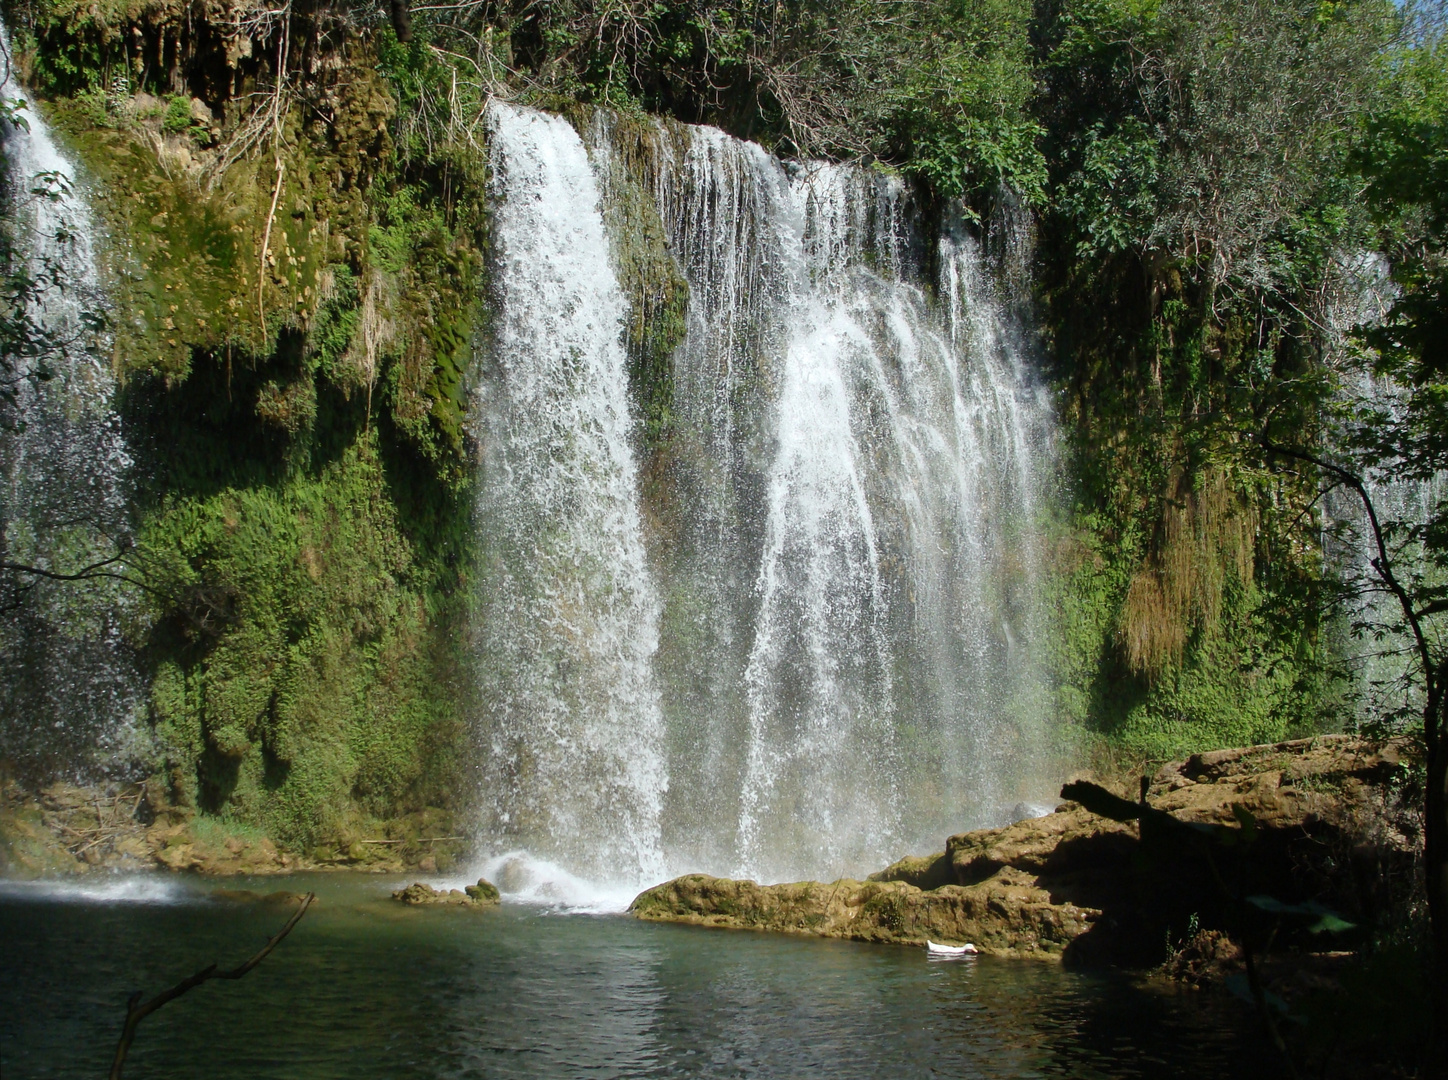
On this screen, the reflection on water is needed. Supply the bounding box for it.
[0,873,1274,1079]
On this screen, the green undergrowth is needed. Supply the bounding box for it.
[1043,497,1344,764]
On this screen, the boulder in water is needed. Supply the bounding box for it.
[392,878,500,907]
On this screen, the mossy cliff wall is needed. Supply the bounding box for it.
[5,0,488,852]
[2,0,697,855]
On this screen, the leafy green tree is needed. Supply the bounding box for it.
[1334,26,1448,1039]
[1031,0,1396,751]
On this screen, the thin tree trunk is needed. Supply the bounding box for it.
[1427,686,1448,1073]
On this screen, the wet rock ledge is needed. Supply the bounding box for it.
[0,779,461,876]
[630,736,1416,964]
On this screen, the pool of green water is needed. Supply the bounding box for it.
[0,872,1276,1078]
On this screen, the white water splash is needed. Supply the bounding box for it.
[0,875,190,905]
[475,850,642,913]
[472,103,667,887]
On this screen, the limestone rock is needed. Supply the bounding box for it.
[631,872,1091,956]
[631,736,1417,965]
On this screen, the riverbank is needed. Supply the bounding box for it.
[631,736,1419,968]
[0,778,459,877]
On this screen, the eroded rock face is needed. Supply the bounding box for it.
[630,736,1418,964]
[391,878,501,906]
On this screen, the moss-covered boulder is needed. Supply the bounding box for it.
[392,877,500,906]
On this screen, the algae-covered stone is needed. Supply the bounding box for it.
[867,852,953,890]
[393,877,500,907]
[465,879,500,903]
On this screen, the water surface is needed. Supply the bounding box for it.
[0,873,1275,1079]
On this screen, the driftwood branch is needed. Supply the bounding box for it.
[108,892,315,1080]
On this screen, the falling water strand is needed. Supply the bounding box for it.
[471,109,1058,894]
[472,103,667,889]
[0,27,141,777]
[618,124,1058,882]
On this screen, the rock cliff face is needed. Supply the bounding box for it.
[630,736,1418,964]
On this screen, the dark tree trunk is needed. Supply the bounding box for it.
[1428,684,1448,1074]
[390,0,412,42]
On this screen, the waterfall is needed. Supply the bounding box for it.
[475,106,1057,894]
[472,103,668,887]
[632,128,1057,882]
[1324,253,1446,723]
[0,32,141,779]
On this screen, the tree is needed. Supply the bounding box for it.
[1350,27,1448,1045]
[1260,20,1448,1048]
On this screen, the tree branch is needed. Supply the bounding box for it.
[109,892,314,1080]
[1258,440,1436,698]
[0,554,162,596]
[1416,598,1448,621]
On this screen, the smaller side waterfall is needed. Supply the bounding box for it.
[1324,253,1446,722]
[0,33,140,777]
[472,103,668,886]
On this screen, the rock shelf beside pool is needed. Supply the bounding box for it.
[392,879,501,906]
[630,736,1415,965]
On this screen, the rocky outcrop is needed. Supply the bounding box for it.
[392,879,501,906]
[630,871,1096,956]
[631,736,1418,964]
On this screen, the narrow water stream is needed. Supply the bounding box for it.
[0,875,1273,1079]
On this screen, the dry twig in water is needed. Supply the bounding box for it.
[108,891,315,1080]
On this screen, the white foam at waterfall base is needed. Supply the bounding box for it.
[473,102,668,889]
[0,876,191,905]
[472,851,644,914]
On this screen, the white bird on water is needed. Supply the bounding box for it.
[926,941,978,956]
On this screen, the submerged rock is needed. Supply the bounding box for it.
[631,736,1417,964]
[210,888,307,906]
[392,878,500,907]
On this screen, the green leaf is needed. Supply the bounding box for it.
[1245,895,1355,933]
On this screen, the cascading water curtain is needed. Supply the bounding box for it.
[472,103,669,888]
[474,105,1058,894]
[0,27,142,779]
